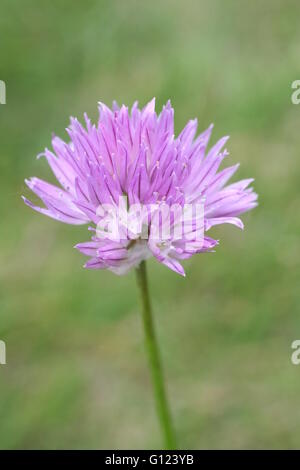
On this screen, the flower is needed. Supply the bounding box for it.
[23,99,257,276]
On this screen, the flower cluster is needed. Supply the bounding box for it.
[23,99,257,276]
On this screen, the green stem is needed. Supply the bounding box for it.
[135,260,177,449]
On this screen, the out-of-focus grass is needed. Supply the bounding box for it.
[0,0,300,449]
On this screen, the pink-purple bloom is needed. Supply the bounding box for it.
[23,99,257,276]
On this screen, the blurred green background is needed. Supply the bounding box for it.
[1,0,300,449]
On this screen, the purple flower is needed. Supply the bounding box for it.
[23,99,257,276]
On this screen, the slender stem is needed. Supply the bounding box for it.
[135,260,177,449]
